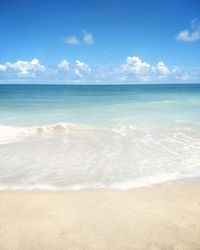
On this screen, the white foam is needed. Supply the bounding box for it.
[0,174,198,191]
[0,123,91,144]
[0,123,200,191]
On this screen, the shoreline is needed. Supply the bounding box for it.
[0,176,199,192]
[1,180,200,249]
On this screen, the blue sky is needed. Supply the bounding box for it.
[0,0,200,83]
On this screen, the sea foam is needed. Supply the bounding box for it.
[0,123,200,190]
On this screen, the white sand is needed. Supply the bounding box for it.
[0,181,200,250]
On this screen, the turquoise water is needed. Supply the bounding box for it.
[0,84,200,190]
[1,84,200,126]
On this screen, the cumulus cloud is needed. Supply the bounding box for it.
[0,64,6,72]
[75,60,91,74]
[83,31,94,45]
[121,56,173,81]
[1,58,46,77]
[65,36,79,45]
[58,59,69,71]
[176,18,200,42]
[0,56,199,83]
[153,62,170,75]
[74,68,83,77]
[122,56,151,74]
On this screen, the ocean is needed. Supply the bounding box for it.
[0,84,200,190]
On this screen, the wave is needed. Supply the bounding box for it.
[0,122,200,191]
[0,123,92,144]
[0,121,199,145]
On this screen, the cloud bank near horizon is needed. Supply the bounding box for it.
[0,56,199,84]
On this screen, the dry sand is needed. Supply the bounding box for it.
[0,181,200,250]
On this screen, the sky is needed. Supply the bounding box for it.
[0,0,200,84]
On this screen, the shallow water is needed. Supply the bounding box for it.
[0,84,200,190]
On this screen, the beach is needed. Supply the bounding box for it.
[1,84,200,249]
[1,180,200,250]
[1,0,200,248]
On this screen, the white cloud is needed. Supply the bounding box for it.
[0,56,200,83]
[58,59,69,71]
[121,56,173,81]
[4,58,45,77]
[176,18,200,42]
[176,30,200,42]
[65,36,79,45]
[83,31,94,45]
[153,62,170,75]
[75,60,91,73]
[122,56,151,74]
[0,64,7,72]
[74,69,82,77]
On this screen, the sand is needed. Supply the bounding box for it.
[0,181,200,250]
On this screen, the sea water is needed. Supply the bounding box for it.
[0,84,200,190]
